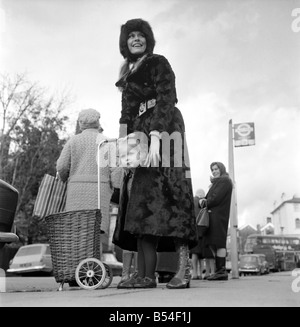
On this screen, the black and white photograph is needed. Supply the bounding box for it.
[0,0,300,311]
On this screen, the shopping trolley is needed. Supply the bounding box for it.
[45,139,117,291]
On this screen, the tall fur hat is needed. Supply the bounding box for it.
[119,18,155,60]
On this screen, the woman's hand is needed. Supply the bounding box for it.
[145,133,160,167]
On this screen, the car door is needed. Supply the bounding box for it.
[258,256,265,274]
[43,245,53,272]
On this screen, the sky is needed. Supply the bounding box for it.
[1,0,300,229]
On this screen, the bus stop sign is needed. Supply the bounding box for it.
[233,122,255,147]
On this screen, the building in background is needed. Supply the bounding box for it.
[259,217,275,236]
[271,194,300,237]
[226,195,300,270]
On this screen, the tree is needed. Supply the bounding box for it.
[0,73,70,243]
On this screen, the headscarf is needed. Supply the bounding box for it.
[77,108,101,132]
[195,188,205,199]
[210,161,232,184]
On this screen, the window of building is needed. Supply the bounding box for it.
[295,218,300,229]
[294,203,300,212]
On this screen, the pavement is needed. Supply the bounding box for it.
[1,270,300,308]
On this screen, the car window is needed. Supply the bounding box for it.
[45,246,51,255]
[240,256,257,263]
[17,246,42,256]
[285,252,295,260]
[103,254,117,262]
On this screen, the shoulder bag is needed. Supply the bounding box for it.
[196,207,210,234]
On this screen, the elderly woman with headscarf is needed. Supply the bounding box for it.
[201,161,233,281]
[112,18,198,289]
[56,108,121,239]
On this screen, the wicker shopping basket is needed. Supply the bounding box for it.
[45,209,102,284]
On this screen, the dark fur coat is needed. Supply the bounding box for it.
[112,54,197,252]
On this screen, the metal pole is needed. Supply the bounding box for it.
[97,138,117,209]
[228,119,239,279]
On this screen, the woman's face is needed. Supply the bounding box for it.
[127,31,147,56]
[211,164,221,178]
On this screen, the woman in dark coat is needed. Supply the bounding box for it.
[112,18,197,289]
[201,162,233,281]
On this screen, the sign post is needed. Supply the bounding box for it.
[233,122,255,147]
[228,120,256,279]
[228,120,239,279]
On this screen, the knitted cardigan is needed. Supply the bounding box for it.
[56,129,122,235]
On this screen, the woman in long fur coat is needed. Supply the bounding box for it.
[112,18,197,289]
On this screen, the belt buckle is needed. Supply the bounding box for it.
[147,99,156,109]
[139,99,156,116]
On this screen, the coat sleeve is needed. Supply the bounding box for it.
[56,140,71,182]
[119,92,132,137]
[149,55,178,132]
[206,179,232,209]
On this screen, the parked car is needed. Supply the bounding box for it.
[7,243,53,276]
[0,179,19,250]
[101,252,123,277]
[239,254,269,276]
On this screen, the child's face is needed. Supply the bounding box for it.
[119,147,141,168]
[118,134,148,168]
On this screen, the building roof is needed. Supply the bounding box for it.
[271,197,300,214]
[260,222,274,231]
[238,223,257,231]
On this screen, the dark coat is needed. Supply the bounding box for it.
[204,176,233,249]
[112,54,197,252]
[190,196,214,258]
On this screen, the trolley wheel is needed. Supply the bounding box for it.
[75,258,106,290]
[97,263,113,289]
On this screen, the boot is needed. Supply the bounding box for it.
[117,272,142,289]
[207,256,228,281]
[166,243,191,289]
[117,251,133,288]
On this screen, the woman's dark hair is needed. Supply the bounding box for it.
[119,18,155,60]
